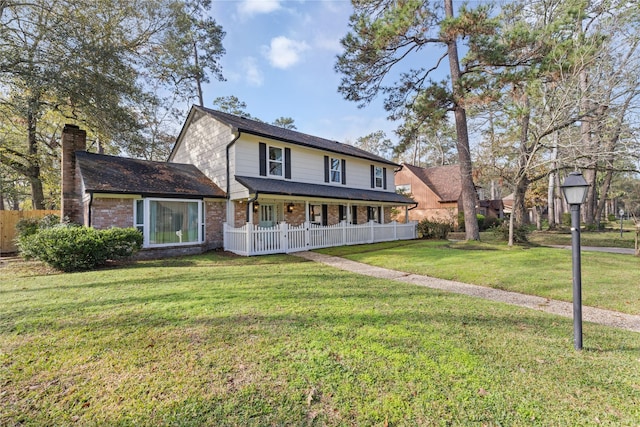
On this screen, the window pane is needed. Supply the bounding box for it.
[149,200,200,244]
[269,161,282,176]
[269,147,282,161]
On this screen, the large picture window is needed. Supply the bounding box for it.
[134,198,203,247]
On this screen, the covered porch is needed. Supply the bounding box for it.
[224,176,417,255]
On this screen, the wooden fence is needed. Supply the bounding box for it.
[0,210,60,255]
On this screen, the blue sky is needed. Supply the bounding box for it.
[206,0,399,145]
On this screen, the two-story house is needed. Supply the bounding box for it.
[61,106,416,258]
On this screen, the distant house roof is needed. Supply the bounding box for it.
[76,151,226,198]
[235,176,415,205]
[403,163,462,202]
[177,106,399,167]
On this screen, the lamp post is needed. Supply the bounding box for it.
[620,209,625,238]
[561,171,589,350]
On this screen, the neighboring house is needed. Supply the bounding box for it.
[61,106,416,258]
[394,163,503,226]
[394,163,462,224]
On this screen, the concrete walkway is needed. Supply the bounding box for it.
[293,251,640,333]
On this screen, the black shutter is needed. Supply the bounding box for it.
[367,206,372,222]
[352,206,358,224]
[285,147,291,179]
[338,205,344,221]
[383,167,387,189]
[324,156,330,183]
[259,143,267,176]
[341,159,346,185]
[378,206,382,223]
[370,165,375,188]
[322,204,328,226]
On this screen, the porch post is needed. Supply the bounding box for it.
[305,201,310,222]
[381,206,385,224]
[347,203,352,223]
[281,222,288,253]
[405,206,409,223]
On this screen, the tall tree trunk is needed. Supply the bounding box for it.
[26,106,45,209]
[194,42,204,107]
[445,0,479,241]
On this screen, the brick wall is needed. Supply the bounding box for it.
[61,124,87,224]
[283,202,306,226]
[91,198,134,229]
[205,200,225,249]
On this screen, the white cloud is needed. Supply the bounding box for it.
[263,36,310,69]
[238,0,281,16]
[241,57,264,86]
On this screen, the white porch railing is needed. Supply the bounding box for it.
[224,221,417,256]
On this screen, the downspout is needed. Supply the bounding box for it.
[225,130,242,225]
[87,191,94,227]
[225,130,241,197]
[247,192,259,222]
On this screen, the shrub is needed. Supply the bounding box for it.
[483,216,502,230]
[495,221,530,243]
[18,226,142,272]
[15,214,62,259]
[417,219,453,240]
[458,212,493,231]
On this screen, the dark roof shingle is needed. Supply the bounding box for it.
[76,151,225,198]
[235,176,415,204]
[197,106,399,166]
[404,163,461,202]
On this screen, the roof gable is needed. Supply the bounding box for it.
[193,106,399,166]
[76,151,226,198]
[404,163,461,202]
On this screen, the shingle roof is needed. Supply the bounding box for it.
[76,151,226,198]
[196,106,399,166]
[235,176,415,205]
[403,163,461,202]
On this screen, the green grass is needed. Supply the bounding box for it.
[1,251,640,425]
[528,229,637,248]
[319,240,640,315]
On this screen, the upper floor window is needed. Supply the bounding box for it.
[269,146,283,177]
[330,158,341,183]
[374,166,384,188]
[260,142,290,179]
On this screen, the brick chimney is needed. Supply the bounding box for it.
[61,124,86,224]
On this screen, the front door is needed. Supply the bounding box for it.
[259,204,276,227]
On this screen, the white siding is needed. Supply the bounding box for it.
[232,135,396,196]
[171,113,397,201]
[170,111,234,193]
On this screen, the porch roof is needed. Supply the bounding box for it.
[235,176,415,205]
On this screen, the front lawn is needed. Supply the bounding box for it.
[319,240,640,315]
[1,251,639,425]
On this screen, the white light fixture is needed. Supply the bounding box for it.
[561,172,589,206]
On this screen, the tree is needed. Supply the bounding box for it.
[335,0,499,240]
[212,96,252,117]
[272,117,296,130]
[353,131,393,160]
[153,0,225,107]
[0,0,227,209]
